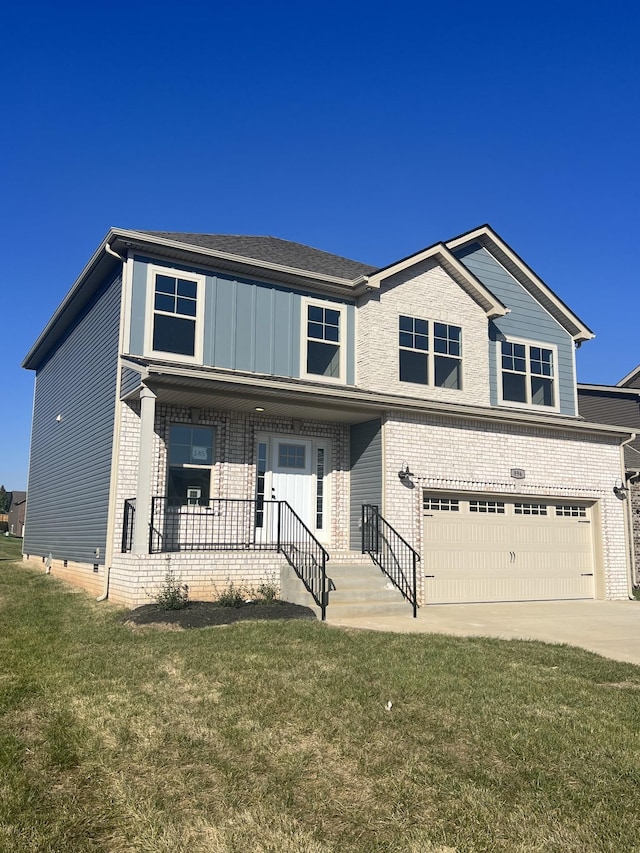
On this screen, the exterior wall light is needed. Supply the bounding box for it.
[398,463,414,483]
[613,478,628,499]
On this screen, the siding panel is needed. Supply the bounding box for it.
[349,419,383,549]
[455,244,577,415]
[24,274,121,564]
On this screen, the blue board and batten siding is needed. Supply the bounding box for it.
[129,258,355,383]
[454,244,577,416]
[24,274,122,565]
[349,420,383,549]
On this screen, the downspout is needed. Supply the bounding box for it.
[97,242,128,601]
[619,433,637,599]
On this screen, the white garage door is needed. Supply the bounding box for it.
[423,494,596,604]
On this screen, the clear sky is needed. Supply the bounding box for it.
[1,0,639,491]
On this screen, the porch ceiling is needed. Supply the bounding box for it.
[142,374,383,424]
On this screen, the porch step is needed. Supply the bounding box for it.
[326,560,412,619]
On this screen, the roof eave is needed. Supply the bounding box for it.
[445,225,595,343]
[365,242,508,319]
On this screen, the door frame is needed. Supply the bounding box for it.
[255,432,331,544]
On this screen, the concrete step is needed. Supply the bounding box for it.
[326,599,413,619]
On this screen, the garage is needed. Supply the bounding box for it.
[422,493,597,604]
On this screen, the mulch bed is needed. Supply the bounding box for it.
[124,600,318,629]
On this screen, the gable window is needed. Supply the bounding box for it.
[399,316,462,389]
[147,266,204,360]
[500,340,556,408]
[167,425,215,505]
[303,300,345,381]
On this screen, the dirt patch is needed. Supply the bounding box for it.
[123,600,318,629]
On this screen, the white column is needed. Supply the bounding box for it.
[133,386,157,554]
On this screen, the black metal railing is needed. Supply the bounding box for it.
[361,504,419,617]
[277,501,329,621]
[122,499,136,554]
[122,497,329,620]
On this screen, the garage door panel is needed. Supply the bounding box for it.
[423,494,596,604]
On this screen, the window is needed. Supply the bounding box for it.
[423,497,459,511]
[278,443,306,469]
[148,267,203,359]
[470,500,505,514]
[555,504,587,518]
[399,316,462,389]
[304,302,343,379]
[167,425,215,504]
[514,502,547,516]
[500,340,556,408]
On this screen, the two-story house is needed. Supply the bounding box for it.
[22,226,633,614]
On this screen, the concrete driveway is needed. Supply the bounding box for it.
[327,599,640,666]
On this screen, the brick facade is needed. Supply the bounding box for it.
[106,402,350,606]
[631,480,640,586]
[356,259,490,406]
[382,412,630,602]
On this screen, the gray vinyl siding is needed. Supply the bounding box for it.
[349,419,383,549]
[127,257,355,382]
[24,273,121,565]
[120,366,141,398]
[454,244,577,416]
[577,388,640,469]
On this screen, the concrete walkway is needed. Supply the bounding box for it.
[327,599,640,666]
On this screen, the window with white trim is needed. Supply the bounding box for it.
[167,425,215,505]
[147,266,204,360]
[500,340,556,408]
[399,316,462,389]
[303,300,345,381]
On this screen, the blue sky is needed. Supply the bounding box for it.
[1,0,639,490]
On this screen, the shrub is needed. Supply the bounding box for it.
[216,581,247,608]
[256,579,278,604]
[154,570,189,610]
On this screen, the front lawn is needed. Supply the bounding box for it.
[1,545,640,852]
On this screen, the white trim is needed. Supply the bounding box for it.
[300,296,347,384]
[144,264,205,363]
[496,336,560,413]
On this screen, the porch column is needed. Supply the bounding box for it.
[133,386,157,554]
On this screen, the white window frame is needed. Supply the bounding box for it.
[398,314,463,390]
[144,264,205,363]
[300,297,347,384]
[496,336,559,412]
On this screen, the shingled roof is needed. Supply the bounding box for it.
[140,232,377,280]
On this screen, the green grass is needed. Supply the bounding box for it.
[1,538,640,852]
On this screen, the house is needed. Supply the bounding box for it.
[7,491,26,537]
[21,225,633,613]
[578,367,640,585]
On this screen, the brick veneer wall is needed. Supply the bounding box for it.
[382,412,630,602]
[107,403,350,605]
[356,259,491,406]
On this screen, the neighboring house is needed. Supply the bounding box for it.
[578,368,640,585]
[22,225,633,612]
[7,492,27,537]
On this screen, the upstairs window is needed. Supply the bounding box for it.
[500,340,556,408]
[399,316,462,389]
[303,300,345,381]
[147,266,203,360]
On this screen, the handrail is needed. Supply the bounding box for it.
[361,504,419,617]
[121,499,136,553]
[277,500,329,621]
[122,497,329,619]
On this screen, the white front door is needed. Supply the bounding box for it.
[255,435,329,543]
[271,439,314,528]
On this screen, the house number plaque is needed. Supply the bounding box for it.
[510,468,525,480]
